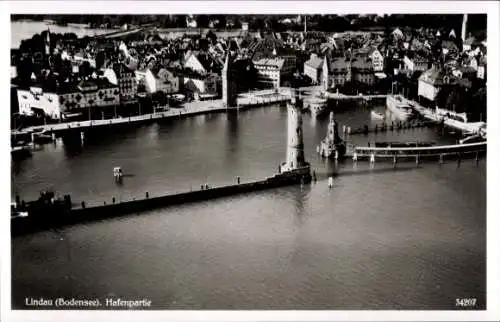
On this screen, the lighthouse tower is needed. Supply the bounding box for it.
[280,89,310,181]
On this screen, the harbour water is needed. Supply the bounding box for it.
[11,20,116,49]
[11,103,486,309]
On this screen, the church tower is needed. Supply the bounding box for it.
[461,14,468,43]
[222,52,238,108]
[45,28,51,56]
[321,55,329,91]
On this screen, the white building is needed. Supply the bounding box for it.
[183,73,219,100]
[403,55,430,72]
[368,48,384,72]
[17,79,119,119]
[136,68,180,94]
[253,56,296,88]
[418,68,454,101]
[304,54,325,85]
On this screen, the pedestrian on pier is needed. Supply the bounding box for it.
[201,184,204,190]
[313,170,317,182]
[205,184,209,190]
[237,176,241,184]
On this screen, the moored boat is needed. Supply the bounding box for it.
[371,110,385,120]
[386,95,414,121]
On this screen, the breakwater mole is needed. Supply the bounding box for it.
[11,88,311,237]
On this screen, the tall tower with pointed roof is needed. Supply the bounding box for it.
[45,28,51,56]
[222,52,238,108]
[461,14,468,43]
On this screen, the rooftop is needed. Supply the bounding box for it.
[305,55,324,70]
[253,58,285,70]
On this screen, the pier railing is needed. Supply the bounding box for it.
[350,141,486,158]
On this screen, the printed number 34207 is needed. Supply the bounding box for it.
[456,298,477,307]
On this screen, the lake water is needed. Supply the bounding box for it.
[11,103,486,310]
[11,20,116,49]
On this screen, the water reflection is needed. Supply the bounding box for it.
[226,113,239,156]
[293,184,311,228]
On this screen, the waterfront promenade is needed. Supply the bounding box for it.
[13,91,296,136]
[16,99,225,135]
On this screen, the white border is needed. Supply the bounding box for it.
[2,1,499,322]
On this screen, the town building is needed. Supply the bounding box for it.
[135,68,179,94]
[403,54,431,72]
[452,66,477,80]
[418,67,457,102]
[17,78,119,119]
[368,48,384,72]
[463,35,476,52]
[329,57,351,88]
[183,51,223,75]
[351,58,375,85]
[303,54,324,85]
[477,56,486,80]
[253,56,295,88]
[103,62,138,104]
[183,73,220,100]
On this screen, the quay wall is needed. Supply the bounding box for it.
[13,94,293,140]
[11,171,311,237]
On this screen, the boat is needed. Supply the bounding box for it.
[11,145,32,159]
[459,134,485,144]
[386,95,414,121]
[33,133,54,144]
[113,167,123,182]
[371,110,385,120]
[305,92,328,117]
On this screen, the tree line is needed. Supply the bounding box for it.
[12,14,486,37]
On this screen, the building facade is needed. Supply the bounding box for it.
[351,58,375,85]
[368,49,384,72]
[329,58,351,87]
[253,56,296,88]
[403,55,431,72]
[418,68,455,101]
[17,79,119,119]
[303,54,324,85]
[104,63,138,104]
[136,68,179,94]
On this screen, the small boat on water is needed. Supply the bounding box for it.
[305,92,328,117]
[11,145,32,159]
[386,95,414,121]
[113,167,123,182]
[371,110,385,120]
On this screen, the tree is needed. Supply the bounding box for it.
[196,15,210,29]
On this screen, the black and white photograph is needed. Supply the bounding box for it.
[3,1,500,321]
